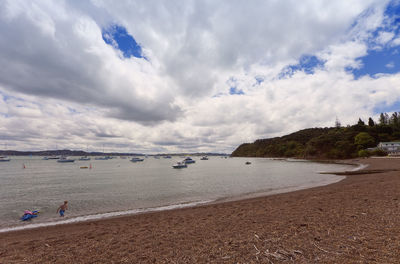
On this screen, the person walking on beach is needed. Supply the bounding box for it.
[57,201,68,217]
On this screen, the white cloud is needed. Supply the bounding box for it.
[0,0,399,153]
[386,61,395,68]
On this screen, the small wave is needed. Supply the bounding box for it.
[349,163,369,171]
[0,200,213,233]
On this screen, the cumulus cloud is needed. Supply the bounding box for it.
[0,0,399,153]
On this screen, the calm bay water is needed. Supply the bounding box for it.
[0,156,353,231]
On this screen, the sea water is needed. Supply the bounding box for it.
[0,156,354,232]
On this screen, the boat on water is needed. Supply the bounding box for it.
[200,156,209,160]
[130,157,144,162]
[164,155,172,159]
[0,156,10,162]
[172,161,187,169]
[183,157,195,164]
[57,156,75,163]
[47,156,60,159]
[245,161,251,165]
[79,156,91,161]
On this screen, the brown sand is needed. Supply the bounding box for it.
[1,158,400,263]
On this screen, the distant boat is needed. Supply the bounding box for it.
[42,157,49,160]
[47,156,60,160]
[172,161,187,169]
[130,157,144,162]
[80,166,89,169]
[0,156,10,162]
[183,157,195,164]
[164,155,172,159]
[79,156,91,161]
[200,156,209,160]
[245,161,251,165]
[57,156,75,163]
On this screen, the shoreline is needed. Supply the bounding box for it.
[2,157,399,263]
[0,160,353,234]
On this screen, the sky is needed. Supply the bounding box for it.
[0,0,400,154]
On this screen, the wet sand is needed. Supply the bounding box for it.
[1,158,400,263]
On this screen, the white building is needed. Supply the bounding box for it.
[378,142,400,153]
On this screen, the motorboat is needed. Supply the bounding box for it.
[172,161,187,169]
[183,157,195,164]
[57,156,75,163]
[245,161,251,165]
[47,156,60,159]
[164,155,172,159]
[0,156,10,162]
[130,157,144,162]
[200,156,209,160]
[79,156,91,161]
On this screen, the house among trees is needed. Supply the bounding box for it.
[378,142,400,154]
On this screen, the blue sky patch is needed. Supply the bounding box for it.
[102,24,144,59]
[348,1,400,79]
[254,76,264,85]
[350,46,400,79]
[226,77,244,95]
[229,87,244,95]
[279,55,325,78]
[373,100,400,115]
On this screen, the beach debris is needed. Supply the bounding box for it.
[262,248,301,261]
[253,244,260,255]
[312,242,341,255]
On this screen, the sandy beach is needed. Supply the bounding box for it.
[1,157,400,263]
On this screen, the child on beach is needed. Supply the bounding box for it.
[57,201,68,217]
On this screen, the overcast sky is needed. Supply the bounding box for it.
[1,0,400,153]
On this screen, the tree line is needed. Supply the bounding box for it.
[231,112,400,159]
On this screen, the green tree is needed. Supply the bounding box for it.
[335,117,341,128]
[354,132,375,149]
[390,112,399,126]
[357,118,365,126]
[379,113,389,125]
[368,117,375,127]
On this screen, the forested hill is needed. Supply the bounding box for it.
[231,113,400,159]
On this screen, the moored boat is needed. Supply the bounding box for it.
[172,161,187,169]
[57,156,75,163]
[130,157,144,162]
[200,156,209,160]
[183,157,195,164]
[0,156,10,162]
